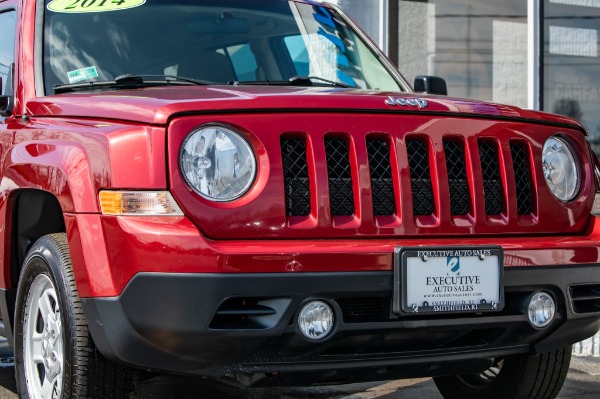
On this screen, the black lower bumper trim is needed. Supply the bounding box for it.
[82,266,600,385]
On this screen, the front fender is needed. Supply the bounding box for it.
[5,121,168,212]
[0,121,168,296]
[3,141,96,213]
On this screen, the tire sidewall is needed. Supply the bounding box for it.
[434,349,571,399]
[437,356,526,399]
[14,236,74,399]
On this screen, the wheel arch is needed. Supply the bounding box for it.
[10,189,66,287]
[0,189,65,347]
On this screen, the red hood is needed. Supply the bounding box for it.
[26,86,584,130]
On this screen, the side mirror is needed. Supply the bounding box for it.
[414,75,448,96]
[0,63,15,117]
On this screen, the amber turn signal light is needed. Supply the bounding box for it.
[99,191,183,216]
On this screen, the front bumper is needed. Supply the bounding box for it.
[82,266,600,386]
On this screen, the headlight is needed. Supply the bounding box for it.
[542,137,579,202]
[180,125,256,202]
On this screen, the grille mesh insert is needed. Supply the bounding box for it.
[367,139,396,216]
[407,139,434,215]
[281,137,311,217]
[479,141,503,215]
[325,138,355,216]
[282,133,537,224]
[511,143,533,215]
[444,140,470,215]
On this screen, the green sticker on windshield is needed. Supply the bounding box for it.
[67,66,99,83]
[47,0,145,13]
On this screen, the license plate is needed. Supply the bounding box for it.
[393,247,504,315]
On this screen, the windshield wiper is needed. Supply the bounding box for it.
[289,75,353,88]
[231,75,353,88]
[116,74,216,86]
[53,74,214,94]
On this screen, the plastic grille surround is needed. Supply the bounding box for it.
[511,142,533,215]
[444,140,471,216]
[406,138,434,216]
[281,137,311,217]
[325,138,355,216]
[479,141,504,215]
[367,138,396,216]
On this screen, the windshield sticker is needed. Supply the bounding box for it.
[67,66,99,83]
[47,0,146,13]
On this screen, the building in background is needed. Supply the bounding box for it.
[334,0,600,156]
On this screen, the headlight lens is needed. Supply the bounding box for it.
[542,137,579,202]
[180,125,256,202]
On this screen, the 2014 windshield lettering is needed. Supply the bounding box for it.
[47,0,146,13]
[66,0,124,9]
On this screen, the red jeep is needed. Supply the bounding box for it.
[1,0,600,398]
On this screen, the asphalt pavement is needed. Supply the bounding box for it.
[0,338,597,398]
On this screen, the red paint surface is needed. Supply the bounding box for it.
[81,214,600,297]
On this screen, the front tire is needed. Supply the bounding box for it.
[14,234,135,399]
[433,346,572,399]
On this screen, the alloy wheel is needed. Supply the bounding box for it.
[23,273,64,399]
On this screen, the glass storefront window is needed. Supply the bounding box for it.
[543,0,600,155]
[395,0,527,107]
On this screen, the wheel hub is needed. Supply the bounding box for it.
[41,311,62,381]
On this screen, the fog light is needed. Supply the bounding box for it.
[298,301,334,340]
[528,292,556,328]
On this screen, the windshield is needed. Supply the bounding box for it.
[42,0,403,93]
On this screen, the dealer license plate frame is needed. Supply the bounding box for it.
[393,246,504,315]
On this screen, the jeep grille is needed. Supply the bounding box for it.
[282,135,535,220]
